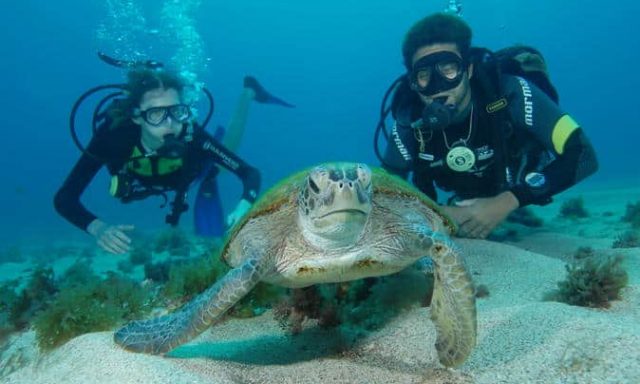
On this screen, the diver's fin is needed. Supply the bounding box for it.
[244,76,295,108]
[194,175,225,237]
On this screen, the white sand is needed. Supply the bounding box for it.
[1,186,639,383]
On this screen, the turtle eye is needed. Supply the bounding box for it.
[308,178,320,194]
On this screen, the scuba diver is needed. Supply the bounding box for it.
[375,13,598,239]
[55,53,294,254]
[444,0,463,17]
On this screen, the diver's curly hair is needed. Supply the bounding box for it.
[107,68,189,129]
[402,13,472,71]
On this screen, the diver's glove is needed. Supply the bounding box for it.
[225,199,253,229]
[244,76,295,108]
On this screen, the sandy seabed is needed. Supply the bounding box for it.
[1,184,638,384]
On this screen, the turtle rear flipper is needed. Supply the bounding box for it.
[114,257,264,354]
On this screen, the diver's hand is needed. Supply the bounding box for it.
[443,192,519,239]
[226,199,252,229]
[86,219,134,254]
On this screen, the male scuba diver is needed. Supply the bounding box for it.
[55,54,294,254]
[377,13,598,239]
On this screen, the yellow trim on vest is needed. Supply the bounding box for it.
[109,175,119,196]
[126,146,183,176]
[552,115,580,155]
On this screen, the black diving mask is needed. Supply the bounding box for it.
[134,104,192,126]
[409,51,466,96]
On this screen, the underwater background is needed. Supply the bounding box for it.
[1,2,640,383]
[0,0,638,246]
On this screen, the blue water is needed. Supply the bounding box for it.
[0,0,638,245]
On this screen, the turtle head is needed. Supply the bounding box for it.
[298,163,373,248]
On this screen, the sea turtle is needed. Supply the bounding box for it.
[114,162,477,367]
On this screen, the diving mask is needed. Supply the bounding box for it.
[134,104,192,126]
[410,51,466,96]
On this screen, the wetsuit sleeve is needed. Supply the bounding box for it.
[198,134,261,203]
[503,75,598,206]
[380,121,438,200]
[53,144,105,231]
[381,121,416,179]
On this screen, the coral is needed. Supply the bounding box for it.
[612,230,640,248]
[231,283,286,319]
[273,285,332,334]
[144,241,222,283]
[621,200,640,228]
[273,269,433,335]
[336,270,432,330]
[0,280,19,313]
[8,266,57,329]
[558,197,589,219]
[158,253,285,316]
[506,207,544,227]
[546,255,628,308]
[573,246,596,260]
[33,281,119,350]
[33,271,151,350]
[154,228,192,257]
[59,259,94,289]
[144,260,172,283]
[161,255,229,302]
[129,245,152,266]
[0,280,19,340]
[272,299,295,331]
[1,259,152,351]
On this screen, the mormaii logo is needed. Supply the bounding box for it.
[518,77,533,126]
[391,122,412,161]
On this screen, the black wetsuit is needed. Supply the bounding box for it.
[382,74,598,207]
[54,121,260,231]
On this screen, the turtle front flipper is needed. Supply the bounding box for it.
[411,227,477,367]
[114,257,264,354]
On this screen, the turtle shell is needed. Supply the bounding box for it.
[219,165,457,262]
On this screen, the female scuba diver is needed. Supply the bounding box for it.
[55,56,293,254]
